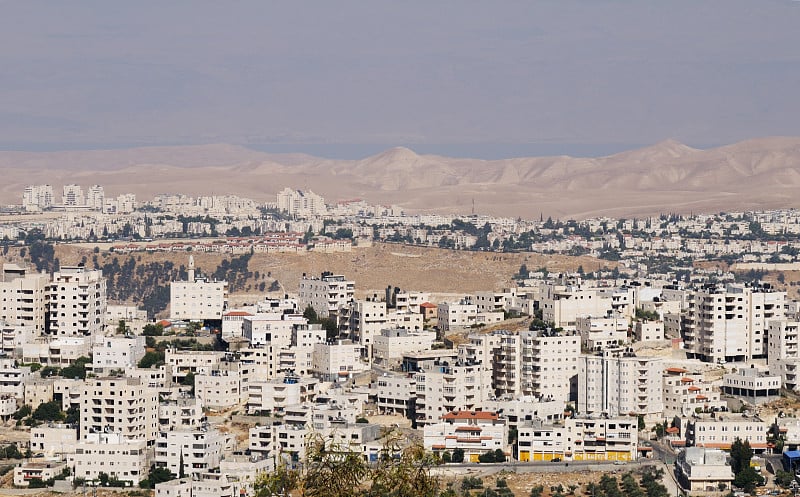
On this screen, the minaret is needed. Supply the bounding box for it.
[188,255,195,283]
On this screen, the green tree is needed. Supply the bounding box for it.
[452,447,465,463]
[142,323,164,336]
[32,401,64,422]
[138,350,165,369]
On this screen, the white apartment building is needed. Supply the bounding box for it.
[395,290,430,313]
[721,366,781,405]
[0,322,35,357]
[635,320,664,342]
[437,300,476,331]
[768,320,800,391]
[241,312,306,346]
[158,397,205,431]
[675,447,734,494]
[22,337,91,366]
[165,349,226,383]
[170,256,228,320]
[424,410,508,463]
[414,359,491,425]
[0,359,31,400]
[517,416,638,462]
[578,348,664,419]
[312,339,368,381]
[340,299,425,354]
[276,188,326,217]
[195,369,243,409]
[298,272,354,319]
[14,461,67,487]
[85,185,104,210]
[373,373,417,417]
[540,283,613,330]
[22,184,54,211]
[69,432,148,484]
[471,289,519,314]
[29,424,77,458]
[62,184,85,206]
[91,335,145,372]
[48,266,107,336]
[686,414,769,451]
[80,377,158,444]
[0,264,50,334]
[372,329,436,369]
[663,367,725,418]
[153,428,230,477]
[246,375,318,415]
[576,316,629,351]
[682,283,785,363]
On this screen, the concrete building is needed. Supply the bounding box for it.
[373,372,417,417]
[48,266,107,336]
[540,283,613,330]
[767,320,800,391]
[61,184,84,207]
[276,188,326,217]
[85,185,105,210]
[195,369,243,409]
[69,432,148,484]
[663,367,725,418]
[298,272,354,319]
[80,377,158,444]
[246,374,318,415]
[170,256,228,321]
[414,358,491,425]
[91,335,145,372]
[685,414,769,451]
[14,461,67,487]
[576,315,628,352]
[340,299,425,355]
[721,366,781,405]
[158,397,205,431]
[312,339,368,382]
[153,428,230,478]
[578,347,664,419]
[682,283,785,363]
[423,410,508,463]
[517,416,638,462]
[22,184,54,211]
[29,424,77,458]
[372,329,436,369]
[675,447,734,494]
[0,264,50,334]
[634,320,664,342]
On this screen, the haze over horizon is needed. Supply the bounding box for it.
[2,1,800,160]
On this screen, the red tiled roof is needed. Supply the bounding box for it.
[420,302,437,309]
[455,426,482,432]
[224,311,254,317]
[680,377,695,383]
[666,427,680,434]
[666,367,688,374]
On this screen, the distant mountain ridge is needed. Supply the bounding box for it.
[2,137,800,219]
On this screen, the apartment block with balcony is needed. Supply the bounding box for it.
[153,428,231,478]
[423,410,508,463]
[517,416,638,462]
[662,367,725,418]
[578,347,663,419]
[0,263,49,334]
[414,359,491,426]
[80,377,158,444]
[48,266,106,337]
[768,320,800,391]
[298,272,354,319]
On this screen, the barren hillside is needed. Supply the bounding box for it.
[2,137,800,219]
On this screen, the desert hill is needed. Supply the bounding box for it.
[2,137,800,219]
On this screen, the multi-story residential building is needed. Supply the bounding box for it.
[153,428,230,477]
[91,335,145,372]
[685,414,769,452]
[578,347,663,419]
[424,410,508,463]
[22,337,91,366]
[634,320,664,342]
[29,424,77,458]
[0,359,31,400]
[241,313,306,346]
[517,416,638,462]
[768,320,800,391]
[662,367,725,418]
[372,372,417,417]
[518,329,580,403]
[195,368,243,409]
[675,447,734,494]
[80,377,158,444]
[540,283,613,330]
[340,298,425,354]
[48,266,107,336]
[276,188,326,217]
[312,339,368,381]
[170,255,228,321]
[576,315,629,352]
[0,264,50,334]
[158,397,205,431]
[69,432,148,484]
[414,358,491,425]
[682,283,785,363]
[372,329,436,369]
[164,349,226,383]
[436,300,502,332]
[298,272,354,319]
[721,366,781,405]
[85,185,105,211]
[14,461,67,487]
[22,184,54,211]
[246,374,318,415]
[61,184,85,207]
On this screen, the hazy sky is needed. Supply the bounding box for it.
[1,1,799,157]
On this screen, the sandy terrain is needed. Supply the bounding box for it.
[2,137,800,219]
